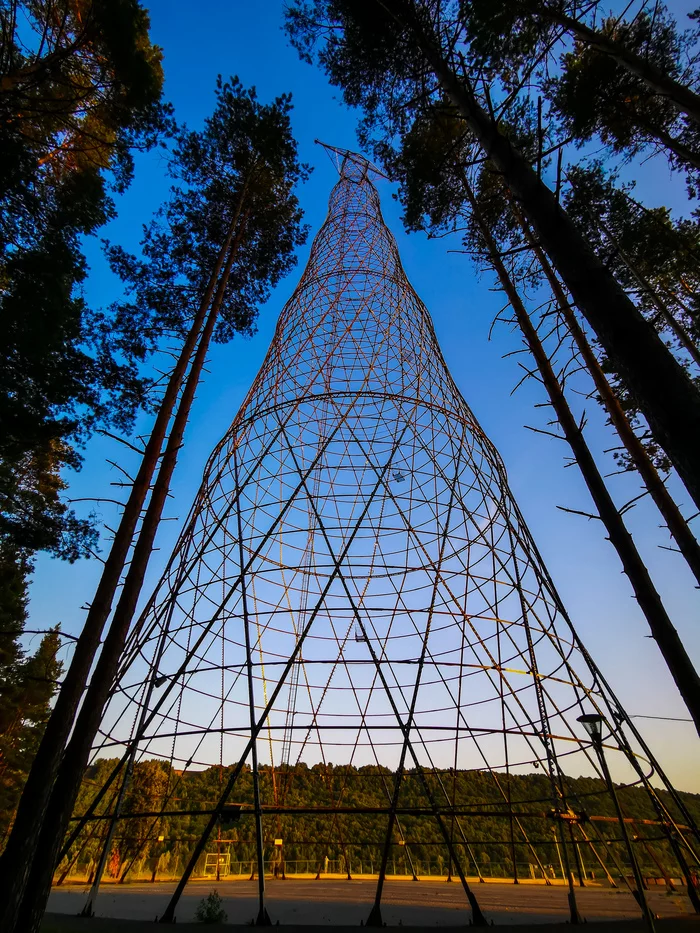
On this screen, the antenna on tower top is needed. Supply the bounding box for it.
[314,139,389,180]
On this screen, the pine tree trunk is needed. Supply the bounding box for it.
[13,212,250,933]
[395,0,700,512]
[514,209,700,589]
[566,172,700,366]
[463,176,700,736]
[0,198,246,933]
[637,120,700,172]
[538,5,700,127]
[595,216,700,368]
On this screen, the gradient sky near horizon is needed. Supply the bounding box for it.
[25,1,700,791]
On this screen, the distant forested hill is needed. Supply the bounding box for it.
[57,761,700,883]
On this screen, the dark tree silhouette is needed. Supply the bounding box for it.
[0,0,172,686]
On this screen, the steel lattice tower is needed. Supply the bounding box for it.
[70,151,700,927]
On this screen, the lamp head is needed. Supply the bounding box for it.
[577,712,604,742]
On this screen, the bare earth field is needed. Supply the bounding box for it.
[44,877,700,928]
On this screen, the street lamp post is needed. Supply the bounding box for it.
[577,714,656,933]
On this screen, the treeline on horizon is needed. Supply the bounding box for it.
[58,760,700,882]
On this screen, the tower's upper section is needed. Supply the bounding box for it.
[232,150,484,441]
[301,153,404,285]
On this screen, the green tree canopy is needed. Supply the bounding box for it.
[0,0,171,187]
[458,0,700,175]
[0,0,172,598]
[61,759,700,886]
[0,616,63,838]
[564,163,700,348]
[107,76,309,347]
[549,11,700,178]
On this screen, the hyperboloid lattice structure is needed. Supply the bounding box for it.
[70,151,700,926]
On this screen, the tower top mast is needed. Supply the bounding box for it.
[314,138,388,180]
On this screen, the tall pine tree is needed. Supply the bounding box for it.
[0,0,172,682]
[0,76,309,933]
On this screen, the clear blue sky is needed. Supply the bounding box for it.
[27,1,700,791]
